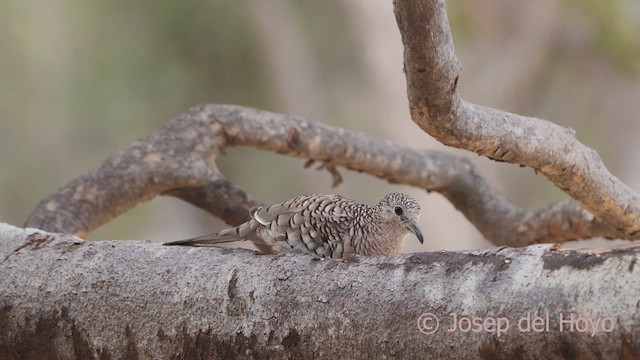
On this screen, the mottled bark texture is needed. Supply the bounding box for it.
[9,2,640,359]
[1,224,639,359]
[393,0,640,237]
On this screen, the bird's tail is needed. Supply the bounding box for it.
[164,222,253,246]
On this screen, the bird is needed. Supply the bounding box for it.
[164,193,424,258]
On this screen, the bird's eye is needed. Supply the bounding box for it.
[394,206,403,216]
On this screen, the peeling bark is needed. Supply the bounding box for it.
[1,224,639,359]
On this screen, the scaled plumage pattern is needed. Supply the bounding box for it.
[164,193,423,258]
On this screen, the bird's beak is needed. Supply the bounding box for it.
[408,220,424,244]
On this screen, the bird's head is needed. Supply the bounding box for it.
[377,193,424,244]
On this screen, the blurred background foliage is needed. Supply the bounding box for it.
[1,0,639,251]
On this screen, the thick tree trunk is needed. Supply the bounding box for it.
[1,223,638,359]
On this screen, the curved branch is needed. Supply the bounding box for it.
[393,0,640,237]
[25,104,624,246]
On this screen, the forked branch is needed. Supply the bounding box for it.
[25,105,622,245]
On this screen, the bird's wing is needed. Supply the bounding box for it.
[164,194,355,258]
[254,194,354,258]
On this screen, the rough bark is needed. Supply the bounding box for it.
[1,224,638,359]
[9,2,640,359]
[25,105,622,247]
[393,0,640,237]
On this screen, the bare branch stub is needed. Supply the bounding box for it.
[25,104,624,245]
[393,0,640,236]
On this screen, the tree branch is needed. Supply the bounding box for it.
[1,224,638,359]
[393,0,640,237]
[163,173,263,227]
[24,105,624,246]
